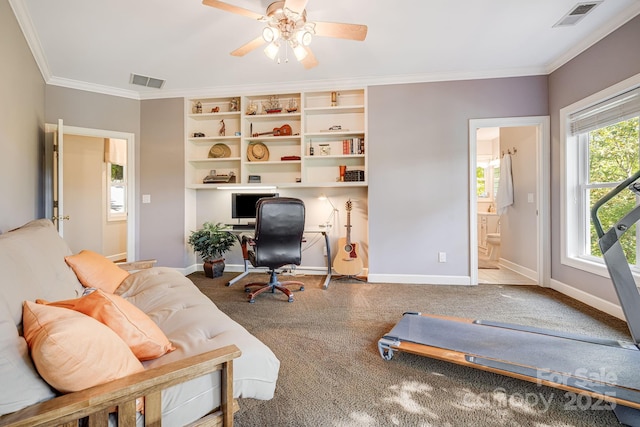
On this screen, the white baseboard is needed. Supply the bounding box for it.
[187,263,335,276]
[549,278,624,320]
[367,274,471,285]
[498,258,537,283]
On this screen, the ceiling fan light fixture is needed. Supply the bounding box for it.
[264,41,280,60]
[292,44,308,61]
[296,30,312,46]
[262,26,280,43]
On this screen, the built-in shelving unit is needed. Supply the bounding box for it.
[185,88,367,189]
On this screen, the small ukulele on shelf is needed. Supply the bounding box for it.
[333,199,364,279]
[252,124,292,137]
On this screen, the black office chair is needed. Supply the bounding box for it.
[243,197,306,303]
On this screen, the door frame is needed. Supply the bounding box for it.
[468,116,550,286]
[46,122,136,262]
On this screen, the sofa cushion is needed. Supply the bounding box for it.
[22,301,145,394]
[65,250,129,293]
[116,268,280,426]
[0,300,55,416]
[38,289,175,361]
[0,219,84,330]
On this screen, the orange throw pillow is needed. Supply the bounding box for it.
[38,290,175,361]
[22,301,144,394]
[65,250,129,293]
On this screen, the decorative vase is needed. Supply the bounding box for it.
[203,258,225,278]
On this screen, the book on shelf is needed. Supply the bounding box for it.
[342,138,365,155]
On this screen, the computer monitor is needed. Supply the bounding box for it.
[231,193,278,220]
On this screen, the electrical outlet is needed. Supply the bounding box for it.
[438,252,447,263]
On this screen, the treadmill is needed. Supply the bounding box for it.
[378,170,640,426]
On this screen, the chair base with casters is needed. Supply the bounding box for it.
[244,269,305,303]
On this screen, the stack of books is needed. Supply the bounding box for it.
[342,138,365,155]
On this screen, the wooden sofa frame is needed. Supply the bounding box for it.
[0,344,241,427]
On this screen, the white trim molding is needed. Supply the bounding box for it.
[560,72,640,281]
[468,116,551,287]
[550,279,624,321]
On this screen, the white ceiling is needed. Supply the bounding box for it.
[10,0,640,99]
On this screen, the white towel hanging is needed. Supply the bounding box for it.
[496,153,513,215]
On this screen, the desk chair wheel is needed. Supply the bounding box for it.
[299,285,305,291]
[288,296,294,303]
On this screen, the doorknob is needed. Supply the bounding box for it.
[52,215,70,221]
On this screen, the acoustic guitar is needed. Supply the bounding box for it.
[252,124,292,137]
[333,199,364,276]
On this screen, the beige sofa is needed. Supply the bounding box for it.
[0,219,280,426]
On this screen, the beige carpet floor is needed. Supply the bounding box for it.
[189,271,631,427]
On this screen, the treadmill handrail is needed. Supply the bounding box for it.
[591,169,640,238]
[590,169,640,346]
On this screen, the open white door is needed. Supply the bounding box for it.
[52,118,68,236]
[46,121,136,261]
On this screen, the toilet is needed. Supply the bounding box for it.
[486,220,501,261]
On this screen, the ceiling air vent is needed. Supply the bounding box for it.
[130,73,165,89]
[553,2,602,27]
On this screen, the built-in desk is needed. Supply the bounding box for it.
[227,228,333,289]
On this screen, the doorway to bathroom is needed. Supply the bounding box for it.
[469,117,550,286]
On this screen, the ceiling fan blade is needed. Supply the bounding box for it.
[301,47,318,69]
[283,0,309,15]
[313,21,368,41]
[202,0,264,21]
[231,36,266,57]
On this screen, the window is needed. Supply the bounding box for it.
[563,83,640,276]
[476,165,488,199]
[477,158,500,201]
[108,163,127,221]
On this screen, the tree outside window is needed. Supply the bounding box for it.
[108,163,126,220]
[585,118,639,263]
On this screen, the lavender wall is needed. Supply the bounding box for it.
[139,98,185,267]
[0,0,45,231]
[367,77,548,280]
[548,15,640,303]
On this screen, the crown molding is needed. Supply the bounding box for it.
[136,67,547,100]
[47,77,142,100]
[39,65,547,101]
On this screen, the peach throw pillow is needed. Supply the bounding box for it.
[38,290,175,361]
[65,250,129,293]
[22,301,144,394]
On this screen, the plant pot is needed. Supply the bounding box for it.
[203,258,225,278]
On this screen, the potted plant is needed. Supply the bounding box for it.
[188,222,236,278]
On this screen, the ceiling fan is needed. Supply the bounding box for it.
[202,0,368,69]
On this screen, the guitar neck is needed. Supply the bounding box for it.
[345,210,352,244]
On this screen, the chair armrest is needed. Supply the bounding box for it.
[116,259,157,271]
[241,236,256,260]
[0,345,241,427]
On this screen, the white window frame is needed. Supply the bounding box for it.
[561,72,640,279]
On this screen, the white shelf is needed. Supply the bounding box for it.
[185,89,367,188]
[304,105,365,115]
[189,111,241,119]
